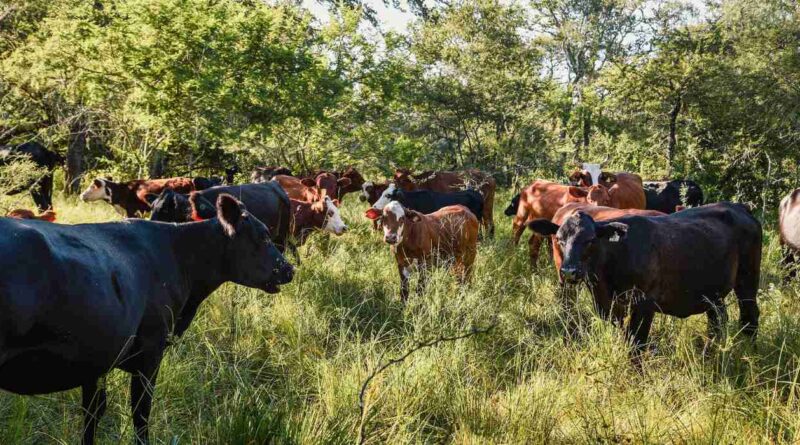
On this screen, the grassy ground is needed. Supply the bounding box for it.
[1,190,800,444]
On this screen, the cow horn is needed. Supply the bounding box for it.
[599,153,611,167]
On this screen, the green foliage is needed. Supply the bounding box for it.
[1,0,800,203]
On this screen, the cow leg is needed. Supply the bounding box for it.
[81,380,107,445]
[511,217,526,246]
[734,283,760,339]
[131,363,161,445]
[781,246,798,281]
[706,300,728,341]
[527,234,543,269]
[30,174,53,211]
[398,261,412,303]
[627,302,655,353]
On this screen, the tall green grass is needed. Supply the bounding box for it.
[1,192,799,444]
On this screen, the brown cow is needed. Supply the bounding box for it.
[290,193,347,246]
[779,188,800,279]
[568,167,646,210]
[393,168,496,238]
[301,172,352,202]
[381,202,479,302]
[548,203,665,282]
[512,180,593,266]
[6,209,57,222]
[273,175,324,202]
[80,177,195,217]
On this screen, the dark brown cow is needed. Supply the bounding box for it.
[6,209,57,222]
[337,167,366,198]
[80,177,196,217]
[393,168,496,237]
[381,201,479,302]
[360,181,390,204]
[548,203,665,282]
[779,188,800,279]
[290,193,347,246]
[528,203,761,352]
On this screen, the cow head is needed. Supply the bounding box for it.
[313,192,347,235]
[366,183,399,218]
[360,181,389,204]
[149,189,193,222]
[381,201,420,245]
[586,185,612,206]
[568,169,591,187]
[393,169,416,190]
[528,212,627,283]
[81,178,113,203]
[215,194,293,293]
[504,193,520,216]
[339,167,364,193]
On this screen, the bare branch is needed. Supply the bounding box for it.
[356,322,496,445]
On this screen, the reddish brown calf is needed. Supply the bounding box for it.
[381,202,479,302]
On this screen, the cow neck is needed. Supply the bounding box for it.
[397,216,433,256]
[170,219,229,298]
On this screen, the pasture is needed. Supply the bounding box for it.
[1,191,799,444]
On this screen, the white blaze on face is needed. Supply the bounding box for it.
[80,179,110,202]
[323,197,347,235]
[383,200,405,244]
[581,163,602,186]
[361,181,373,200]
[372,183,396,211]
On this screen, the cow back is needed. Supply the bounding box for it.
[193,183,291,252]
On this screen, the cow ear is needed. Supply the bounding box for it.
[406,210,422,223]
[94,178,104,187]
[596,222,628,242]
[301,178,316,187]
[192,195,216,220]
[216,194,244,237]
[568,187,588,198]
[337,177,352,187]
[527,219,559,236]
[144,193,158,206]
[601,173,617,184]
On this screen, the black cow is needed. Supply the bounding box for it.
[0,194,293,445]
[366,183,483,222]
[192,176,223,191]
[0,141,63,211]
[149,182,293,255]
[643,180,704,214]
[504,193,520,216]
[528,202,761,351]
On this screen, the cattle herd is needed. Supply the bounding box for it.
[1,143,800,444]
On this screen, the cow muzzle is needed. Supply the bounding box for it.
[384,234,398,245]
[560,266,583,283]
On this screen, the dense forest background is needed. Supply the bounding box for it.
[1,0,798,210]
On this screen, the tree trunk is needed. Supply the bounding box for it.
[65,119,86,195]
[667,95,682,177]
[149,150,167,178]
[582,109,591,151]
